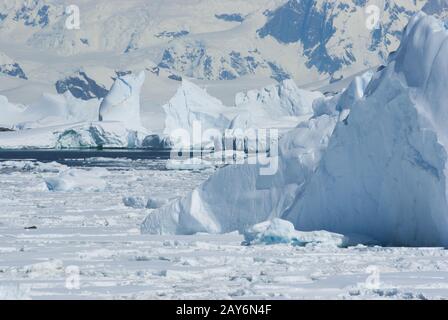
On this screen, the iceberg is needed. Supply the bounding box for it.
[0,71,148,149]
[141,114,337,235]
[123,196,147,209]
[0,121,146,149]
[226,80,323,152]
[123,196,169,209]
[289,13,448,247]
[312,71,374,117]
[15,92,99,129]
[162,79,322,151]
[99,71,146,131]
[142,13,448,247]
[243,219,347,247]
[162,79,232,149]
[146,197,169,210]
[54,121,146,149]
[235,79,323,118]
[45,168,109,192]
[0,95,24,128]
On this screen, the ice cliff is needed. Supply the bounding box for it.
[99,71,146,131]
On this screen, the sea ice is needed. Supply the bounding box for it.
[165,158,215,171]
[45,168,109,192]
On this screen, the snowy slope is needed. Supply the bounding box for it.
[0,51,27,79]
[0,0,435,110]
[142,13,448,247]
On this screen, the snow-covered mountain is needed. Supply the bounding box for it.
[0,51,27,79]
[0,0,439,109]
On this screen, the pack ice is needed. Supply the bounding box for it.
[142,13,448,247]
[99,71,146,131]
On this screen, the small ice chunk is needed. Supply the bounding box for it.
[243,219,347,247]
[122,196,146,209]
[146,197,168,209]
[22,259,64,278]
[45,168,109,192]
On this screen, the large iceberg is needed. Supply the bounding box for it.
[289,13,448,247]
[162,79,322,152]
[226,80,323,151]
[0,71,148,149]
[162,79,232,149]
[141,114,337,235]
[99,71,146,131]
[142,13,448,247]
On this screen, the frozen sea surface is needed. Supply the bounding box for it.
[0,158,448,300]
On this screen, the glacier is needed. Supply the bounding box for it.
[142,13,448,247]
